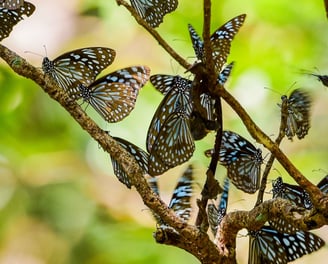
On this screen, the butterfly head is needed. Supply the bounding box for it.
[42,57,54,74]
[78,84,91,102]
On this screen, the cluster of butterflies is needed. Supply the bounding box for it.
[109,13,247,189]
[2,0,327,262]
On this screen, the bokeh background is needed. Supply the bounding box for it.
[1,0,328,263]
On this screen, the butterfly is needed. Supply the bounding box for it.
[75,66,150,122]
[42,47,116,95]
[248,225,325,264]
[208,177,230,237]
[148,164,194,227]
[110,137,149,188]
[0,1,35,41]
[270,175,328,233]
[147,75,193,152]
[130,0,178,28]
[301,69,328,87]
[188,14,245,74]
[148,107,195,176]
[0,0,24,9]
[280,89,312,140]
[218,130,263,194]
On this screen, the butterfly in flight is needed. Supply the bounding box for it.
[130,0,178,28]
[148,164,194,227]
[218,130,263,193]
[110,137,149,188]
[76,66,150,122]
[280,89,312,141]
[301,69,328,87]
[0,1,35,41]
[208,177,230,237]
[147,75,193,152]
[0,0,24,9]
[248,225,325,264]
[42,47,116,95]
[270,175,328,233]
[148,107,194,176]
[188,14,245,74]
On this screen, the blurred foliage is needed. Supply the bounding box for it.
[0,0,328,263]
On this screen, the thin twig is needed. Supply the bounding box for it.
[255,95,288,206]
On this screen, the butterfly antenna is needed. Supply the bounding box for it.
[24,50,43,58]
[43,44,48,57]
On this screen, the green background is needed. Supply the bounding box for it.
[0,0,327,263]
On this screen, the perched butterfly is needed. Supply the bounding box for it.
[148,164,194,226]
[208,177,230,237]
[270,175,328,233]
[188,14,245,74]
[0,0,23,9]
[148,107,195,176]
[0,1,35,41]
[75,66,150,122]
[147,75,193,152]
[218,130,263,193]
[130,0,178,28]
[110,137,149,188]
[190,62,234,140]
[42,47,116,94]
[280,89,312,140]
[248,225,325,264]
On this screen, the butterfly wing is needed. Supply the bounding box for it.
[147,75,192,152]
[249,227,289,264]
[208,177,229,237]
[318,175,328,193]
[219,130,262,193]
[0,0,24,9]
[209,14,246,73]
[130,0,178,27]
[104,66,151,97]
[188,23,204,61]
[110,137,149,188]
[0,1,35,41]
[81,66,150,122]
[149,108,195,176]
[168,165,194,222]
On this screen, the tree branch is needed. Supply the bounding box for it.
[115,0,191,70]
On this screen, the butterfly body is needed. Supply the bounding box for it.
[42,47,116,95]
[77,66,150,123]
[281,89,312,140]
